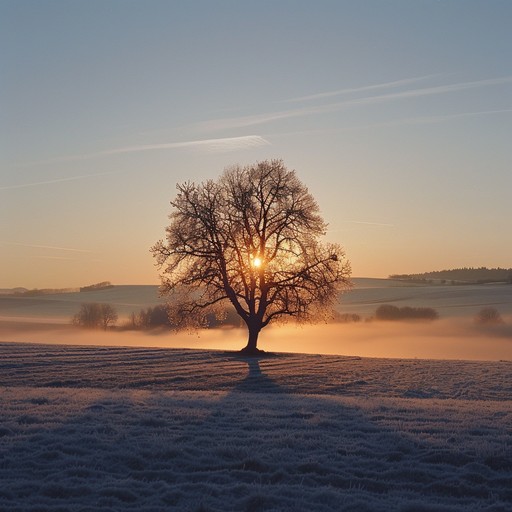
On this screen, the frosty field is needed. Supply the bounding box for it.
[1,342,511,511]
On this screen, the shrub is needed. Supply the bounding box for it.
[475,307,503,325]
[337,313,362,323]
[375,304,438,321]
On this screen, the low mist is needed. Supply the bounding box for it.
[1,317,511,362]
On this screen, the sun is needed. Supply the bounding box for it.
[252,256,262,268]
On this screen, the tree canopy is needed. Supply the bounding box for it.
[152,159,351,353]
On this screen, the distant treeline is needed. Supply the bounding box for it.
[80,281,114,292]
[389,267,512,284]
[9,287,78,296]
[1,281,115,296]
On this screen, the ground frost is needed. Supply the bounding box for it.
[0,343,511,511]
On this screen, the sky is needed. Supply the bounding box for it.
[1,0,511,289]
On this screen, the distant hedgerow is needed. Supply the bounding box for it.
[375,304,439,321]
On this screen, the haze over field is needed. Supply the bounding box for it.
[1,280,510,361]
[1,1,511,288]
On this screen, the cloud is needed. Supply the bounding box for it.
[3,135,269,190]
[98,135,270,156]
[198,106,324,132]
[4,242,93,253]
[285,75,439,103]
[0,171,119,191]
[12,135,270,171]
[32,255,77,261]
[347,76,512,106]
[345,221,395,227]
[330,221,395,230]
[197,76,512,131]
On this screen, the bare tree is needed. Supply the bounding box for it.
[72,303,100,328]
[152,160,351,354]
[72,303,118,330]
[99,304,118,330]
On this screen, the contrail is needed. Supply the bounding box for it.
[97,135,269,156]
[347,221,395,227]
[12,135,270,170]
[198,76,512,131]
[0,171,118,191]
[5,242,93,253]
[285,74,440,103]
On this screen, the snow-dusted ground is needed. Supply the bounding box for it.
[1,343,511,511]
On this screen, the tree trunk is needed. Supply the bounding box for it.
[240,321,262,355]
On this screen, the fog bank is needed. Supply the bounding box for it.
[1,317,510,361]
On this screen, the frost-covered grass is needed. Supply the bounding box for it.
[1,342,511,511]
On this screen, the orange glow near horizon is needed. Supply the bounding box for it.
[1,319,511,361]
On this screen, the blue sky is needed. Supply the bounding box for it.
[1,0,511,288]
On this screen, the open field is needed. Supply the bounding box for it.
[1,342,511,511]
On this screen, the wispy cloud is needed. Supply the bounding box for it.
[285,74,439,103]
[0,171,119,191]
[98,135,269,156]
[198,76,512,131]
[346,76,512,105]
[5,242,93,253]
[198,108,319,132]
[345,221,395,228]
[32,255,78,261]
[13,135,270,171]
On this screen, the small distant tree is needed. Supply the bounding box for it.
[128,311,138,329]
[99,304,118,330]
[72,303,118,330]
[152,159,351,354]
[73,303,100,328]
[475,307,503,325]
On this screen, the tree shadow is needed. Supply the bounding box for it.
[218,352,288,394]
